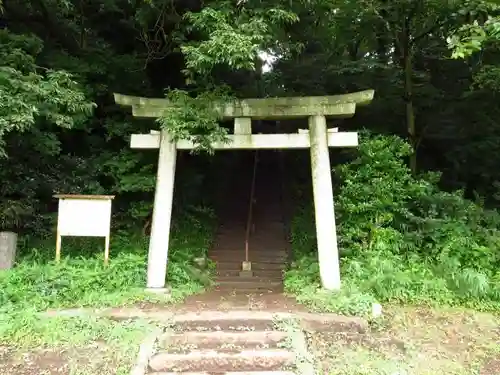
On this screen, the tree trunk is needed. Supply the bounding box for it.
[402,18,417,174]
[404,53,417,174]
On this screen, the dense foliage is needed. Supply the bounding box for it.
[2,0,500,316]
[286,133,500,315]
[2,0,500,228]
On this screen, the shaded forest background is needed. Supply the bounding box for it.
[2,0,500,313]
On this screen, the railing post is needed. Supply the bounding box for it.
[242,150,258,276]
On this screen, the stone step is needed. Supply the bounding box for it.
[219,230,285,237]
[159,331,288,350]
[150,370,296,375]
[214,286,283,293]
[214,287,284,294]
[214,232,286,237]
[215,229,247,234]
[212,239,286,245]
[216,262,286,270]
[210,250,288,258]
[212,257,287,265]
[212,237,287,244]
[214,279,283,294]
[214,282,282,288]
[253,224,287,228]
[217,222,285,233]
[216,280,283,291]
[216,269,284,278]
[215,279,282,286]
[149,349,294,373]
[174,318,276,332]
[209,256,288,263]
[216,276,282,283]
[210,251,288,258]
[211,245,287,250]
[212,261,287,266]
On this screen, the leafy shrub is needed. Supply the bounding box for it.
[285,132,500,315]
[0,207,216,313]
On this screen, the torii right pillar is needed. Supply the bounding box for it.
[309,115,341,290]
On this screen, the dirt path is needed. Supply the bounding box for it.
[4,296,500,374]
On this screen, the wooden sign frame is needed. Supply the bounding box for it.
[53,194,115,265]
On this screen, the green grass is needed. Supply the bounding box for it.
[284,202,500,317]
[0,206,215,357]
[284,134,500,317]
[309,306,500,374]
[0,310,156,349]
[0,312,159,374]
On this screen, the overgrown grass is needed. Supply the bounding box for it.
[0,205,215,348]
[0,311,159,374]
[0,310,155,349]
[310,306,500,374]
[285,133,500,316]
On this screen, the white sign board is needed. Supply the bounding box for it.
[54,195,115,264]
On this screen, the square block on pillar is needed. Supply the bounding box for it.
[234,118,252,135]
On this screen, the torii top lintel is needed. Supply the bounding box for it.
[113,90,374,120]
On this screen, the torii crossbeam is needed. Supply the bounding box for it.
[115,90,375,292]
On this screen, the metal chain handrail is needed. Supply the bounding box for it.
[245,150,259,263]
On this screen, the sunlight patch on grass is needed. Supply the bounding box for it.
[310,306,500,375]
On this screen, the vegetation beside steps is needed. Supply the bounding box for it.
[285,133,500,316]
[0,207,216,368]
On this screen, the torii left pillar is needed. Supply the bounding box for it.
[146,130,176,290]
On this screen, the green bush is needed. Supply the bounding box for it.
[0,206,216,314]
[285,132,500,315]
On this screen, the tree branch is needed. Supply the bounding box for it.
[410,18,448,46]
[31,0,81,55]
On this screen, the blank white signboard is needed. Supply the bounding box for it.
[54,195,115,264]
[57,198,112,237]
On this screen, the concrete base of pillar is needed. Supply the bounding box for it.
[239,270,254,278]
[145,287,171,295]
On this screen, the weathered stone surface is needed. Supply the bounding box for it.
[130,132,358,150]
[114,90,374,119]
[130,328,162,375]
[41,309,367,334]
[133,102,356,119]
[0,231,17,270]
[159,330,287,349]
[148,372,297,375]
[173,310,291,324]
[174,318,276,332]
[216,280,283,292]
[297,312,368,333]
[148,349,295,372]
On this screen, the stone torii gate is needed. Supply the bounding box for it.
[114,90,374,292]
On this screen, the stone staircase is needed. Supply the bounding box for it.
[147,312,299,374]
[210,150,289,293]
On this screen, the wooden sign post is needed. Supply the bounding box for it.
[53,195,115,265]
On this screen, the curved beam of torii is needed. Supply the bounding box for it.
[114,90,375,119]
[114,90,375,292]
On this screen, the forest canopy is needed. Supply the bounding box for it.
[1,0,500,304]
